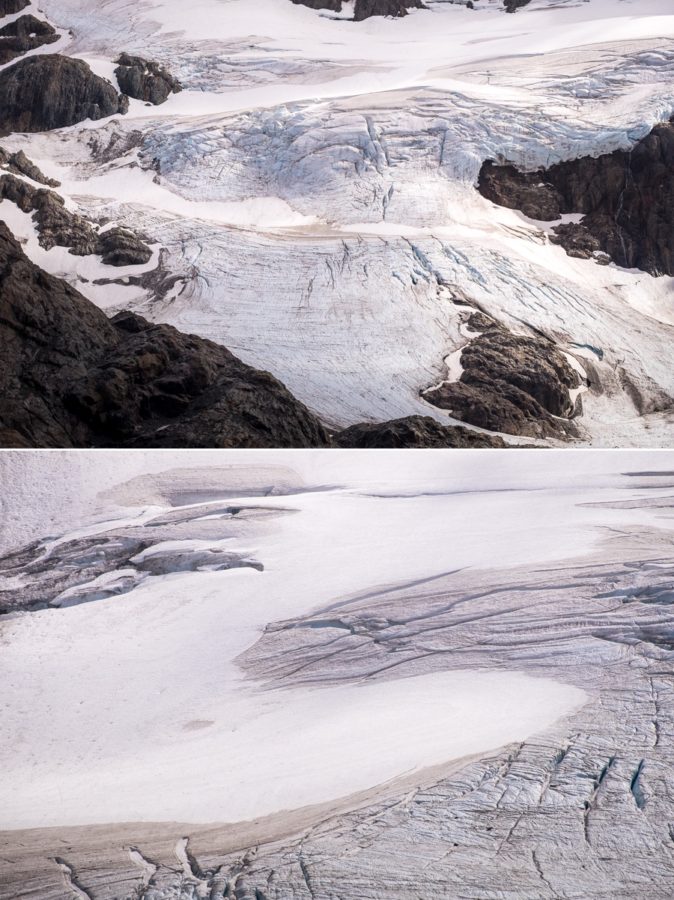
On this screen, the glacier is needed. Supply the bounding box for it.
[1,0,673,444]
[2,450,674,896]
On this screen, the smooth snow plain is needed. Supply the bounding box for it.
[2,0,674,444]
[2,451,674,830]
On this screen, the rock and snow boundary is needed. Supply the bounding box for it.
[0,0,673,445]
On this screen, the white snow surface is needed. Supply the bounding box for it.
[2,0,674,443]
[2,451,674,829]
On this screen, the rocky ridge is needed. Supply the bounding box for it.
[423,312,583,439]
[0,171,152,266]
[0,147,59,186]
[0,171,152,264]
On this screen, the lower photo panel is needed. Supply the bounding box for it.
[1,449,673,899]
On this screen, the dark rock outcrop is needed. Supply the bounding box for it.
[423,314,582,439]
[0,0,29,14]
[0,54,128,137]
[353,0,425,20]
[0,147,60,186]
[479,161,563,221]
[334,416,506,448]
[548,222,603,260]
[97,226,152,266]
[0,221,517,449]
[0,173,151,263]
[0,223,330,448]
[478,119,674,276]
[503,0,531,11]
[0,174,99,254]
[0,14,59,64]
[290,0,425,19]
[291,0,342,9]
[114,53,182,105]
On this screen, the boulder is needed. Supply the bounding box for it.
[98,226,153,266]
[114,52,182,105]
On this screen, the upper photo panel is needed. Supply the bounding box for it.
[0,0,672,449]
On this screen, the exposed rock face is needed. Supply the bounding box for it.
[0,173,151,263]
[0,147,60,186]
[423,313,582,439]
[0,54,128,137]
[0,0,29,14]
[114,53,182,105]
[549,221,603,260]
[478,119,674,276]
[353,0,425,20]
[291,0,342,9]
[334,415,505,447]
[479,161,563,220]
[1,174,98,253]
[290,0,425,19]
[0,220,526,449]
[503,0,531,11]
[0,224,330,448]
[97,226,152,266]
[0,14,59,65]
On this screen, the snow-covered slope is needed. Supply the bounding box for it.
[1,0,674,444]
[2,451,674,898]
[0,450,669,830]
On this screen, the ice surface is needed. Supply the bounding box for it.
[2,451,674,829]
[2,0,674,443]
